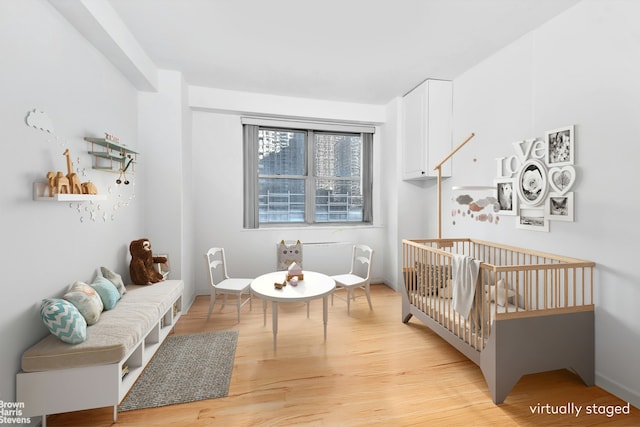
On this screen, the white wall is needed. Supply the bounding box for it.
[443,0,640,407]
[138,70,196,306]
[190,105,387,295]
[180,77,197,308]
[0,0,144,412]
[380,98,402,288]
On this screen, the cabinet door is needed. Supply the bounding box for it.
[402,82,427,180]
[426,80,453,177]
[401,80,452,180]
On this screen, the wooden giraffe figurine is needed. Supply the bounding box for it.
[63,149,82,194]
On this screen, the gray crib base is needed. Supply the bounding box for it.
[402,295,594,404]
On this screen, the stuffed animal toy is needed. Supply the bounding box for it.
[276,240,303,271]
[129,238,167,285]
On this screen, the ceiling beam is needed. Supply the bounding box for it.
[48,0,158,91]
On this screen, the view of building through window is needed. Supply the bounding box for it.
[258,128,363,223]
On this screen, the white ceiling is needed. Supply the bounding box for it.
[107,0,580,104]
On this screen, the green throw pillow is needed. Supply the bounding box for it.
[91,276,121,310]
[40,298,87,344]
[63,281,103,325]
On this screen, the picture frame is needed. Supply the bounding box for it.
[516,159,548,207]
[548,165,576,195]
[155,253,170,279]
[495,178,518,215]
[545,125,574,166]
[517,208,549,232]
[546,192,574,222]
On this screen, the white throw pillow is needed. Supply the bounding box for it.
[63,281,103,325]
[101,266,127,296]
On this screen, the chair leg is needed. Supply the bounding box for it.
[306,301,310,318]
[207,290,216,320]
[346,288,352,315]
[364,284,373,310]
[221,294,228,309]
[236,294,241,323]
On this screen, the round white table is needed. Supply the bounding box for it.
[250,270,335,351]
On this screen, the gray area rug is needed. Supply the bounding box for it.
[119,330,239,412]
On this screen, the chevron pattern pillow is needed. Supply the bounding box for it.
[40,298,87,344]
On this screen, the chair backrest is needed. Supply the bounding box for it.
[205,247,229,287]
[350,244,373,281]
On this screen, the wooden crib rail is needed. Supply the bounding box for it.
[409,238,595,266]
[402,238,595,350]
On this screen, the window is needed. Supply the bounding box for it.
[258,128,307,223]
[243,120,373,228]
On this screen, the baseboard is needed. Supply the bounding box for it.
[596,372,640,409]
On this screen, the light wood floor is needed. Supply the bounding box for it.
[48,285,638,426]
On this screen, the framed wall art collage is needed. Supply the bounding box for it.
[494,125,576,232]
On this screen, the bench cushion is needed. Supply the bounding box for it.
[22,280,183,373]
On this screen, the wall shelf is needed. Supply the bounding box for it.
[452,186,495,191]
[33,182,106,202]
[85,137,138,172]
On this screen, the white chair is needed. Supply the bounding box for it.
[205,248,252,323]
[331,244,374,315]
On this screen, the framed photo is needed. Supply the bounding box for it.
[545,125,574,166]
[495,178,518,215]
[517,209,549,232]
[546,192,574,222]
[516,159,548,207]
[548,165,576,195]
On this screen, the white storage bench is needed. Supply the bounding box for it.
[16,279,184,426]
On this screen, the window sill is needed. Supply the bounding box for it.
[242,223,383,231]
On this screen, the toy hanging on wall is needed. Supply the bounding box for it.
[116,156,133,185]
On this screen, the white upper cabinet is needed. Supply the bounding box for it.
[401,79,453,180]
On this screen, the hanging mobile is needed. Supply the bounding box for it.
[116,156,133,185]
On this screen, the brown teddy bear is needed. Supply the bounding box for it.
[129,238,167,285]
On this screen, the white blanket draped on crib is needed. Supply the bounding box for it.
[451,254,480,319]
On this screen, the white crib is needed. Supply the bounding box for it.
[402,238,595,403]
